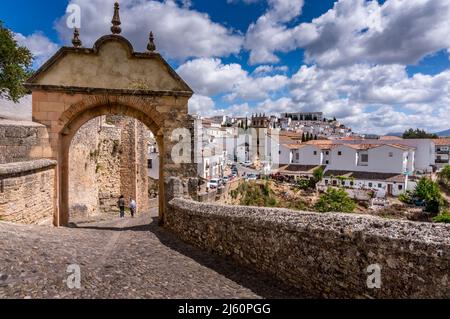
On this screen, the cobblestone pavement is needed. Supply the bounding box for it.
[0,210,304,299]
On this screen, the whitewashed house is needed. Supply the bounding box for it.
[316,143,416,196]
[434,138,450,169]
[147,145,160,180]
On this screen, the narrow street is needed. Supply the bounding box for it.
[0,210,303,299]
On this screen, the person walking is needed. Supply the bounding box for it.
[130,198,137,218]
[118,195,126,218]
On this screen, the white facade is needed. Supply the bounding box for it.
[295,145,326,166]
[147,146,160,180]
[326,145,414,174]
[321,177,407,197]
[342,139,434,173]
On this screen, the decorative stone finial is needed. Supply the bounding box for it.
[72,28,82,48]
[111,2,122,34]
[147,31,156,52]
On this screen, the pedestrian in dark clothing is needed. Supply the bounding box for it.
[130,199,137,218]
[118,195,125,218]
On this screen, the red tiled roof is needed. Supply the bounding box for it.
[434,138,450,146]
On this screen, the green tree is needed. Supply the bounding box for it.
[315,187,356,213]
[402,128,438,139]
[313,166,324,183]
[438,165,450,187]
[0,21,33,102]
[414,177,443,214]
[306,132,311,141]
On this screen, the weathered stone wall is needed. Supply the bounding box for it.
[119,118,137,208]
[136,122,150,214]
[69,118,101,217]
[0,120,50,164]
[69,116,150,219]
[0,160,56,224]
[167,197,450,298]
[96,123,122,214]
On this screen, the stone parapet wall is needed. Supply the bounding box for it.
[0,159,56,224]
[167,198,450,298]
[0,120,50,164]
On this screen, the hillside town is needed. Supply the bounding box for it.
[146,111,450,219]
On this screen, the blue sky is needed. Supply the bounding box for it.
[2,0,450,134]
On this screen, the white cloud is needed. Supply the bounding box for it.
[253,65,288,76]
[245,0,450,67]
[177,58,288,101]
[55,0,243,61]
[182,59,450,134]
[14,32,59,68]
[244,0,313,64]
[288,63,450,133]
[299,0,450,67]
[188,94,216,115]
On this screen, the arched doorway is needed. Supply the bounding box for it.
[61,104,163,226]
[25,30,196,226]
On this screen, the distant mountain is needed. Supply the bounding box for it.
[385,130,450,137]
[435,129,450,137]
[386,132,403,137]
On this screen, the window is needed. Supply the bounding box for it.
[378,183,382,188]
[341,180,345,186]
[398,185,403,190]
[332,180,337,186]
[147,159,153,169]
[296,153,300,160]
[325,179,329,185]
[325,160,329,164]
[325,151,329,155]
[338,151,342,156]
[350,181,354,186]
[388,152,393,157]
[313,151,317,155]
[368,182,373,187]
[361,154,369,162]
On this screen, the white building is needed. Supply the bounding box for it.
[434,138,450,169]
[289,140,418,197]
[147,144,160,180]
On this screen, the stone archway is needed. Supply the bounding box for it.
[25,26,195,226]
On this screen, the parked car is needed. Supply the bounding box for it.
[222,176,229,184]
[246,174,258,181]
[207,179,220,189]
[243,161,253,167]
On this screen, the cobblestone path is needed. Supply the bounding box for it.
[0,210,303,299]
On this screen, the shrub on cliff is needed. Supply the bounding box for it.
[414,177,443,214]
[433,210,450,223]
[315,187,356,213]
[438,165,450,189]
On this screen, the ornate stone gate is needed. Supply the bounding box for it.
[25,4,195,226]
